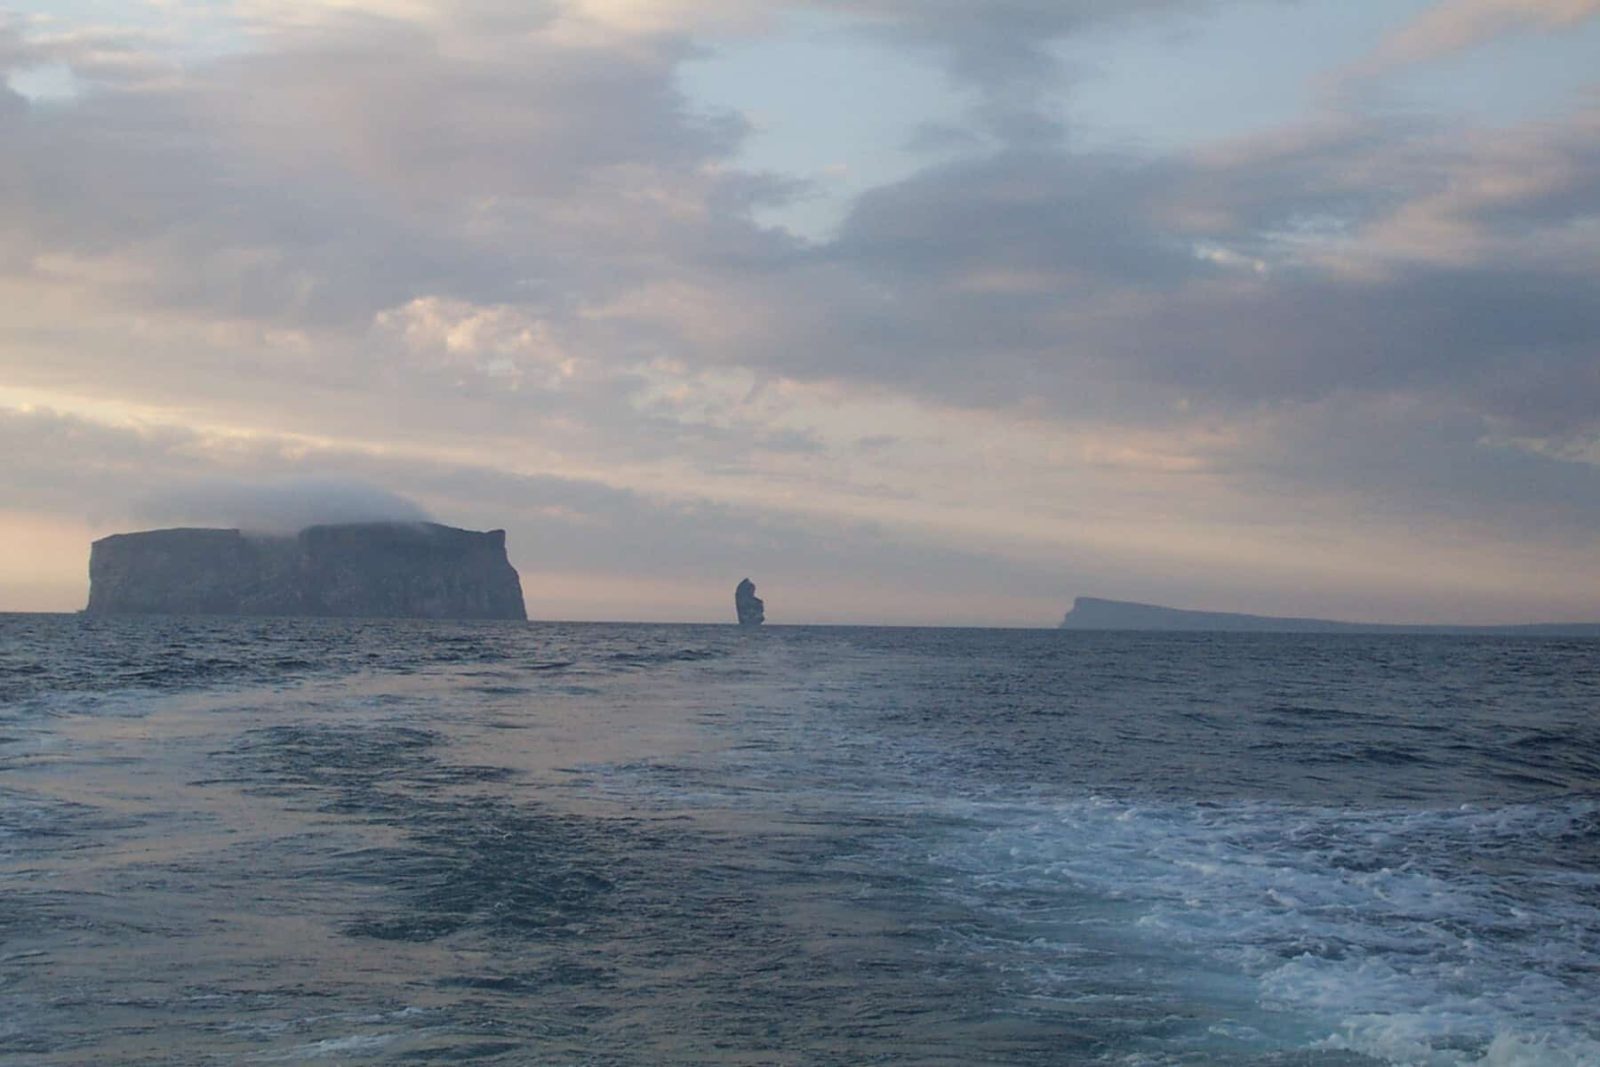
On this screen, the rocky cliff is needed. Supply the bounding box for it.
[87,522,526,620]
[735,578,764,626]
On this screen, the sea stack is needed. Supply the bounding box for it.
[86,522,526,620]
[735,578,765,627]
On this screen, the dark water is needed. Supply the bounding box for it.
[1,616,1597,1066]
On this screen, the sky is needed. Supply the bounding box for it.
[1,0,1597,625]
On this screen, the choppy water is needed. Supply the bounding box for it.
[1,615,1597,1066]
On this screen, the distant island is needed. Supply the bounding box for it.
[1059,597,1600,636]
[86,522,526,620]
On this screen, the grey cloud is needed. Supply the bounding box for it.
[1116,266,1600,426]
[1221,394,1600,541]
[134,478,434,534]
[831,150,1191,284]
[0,6,770,328]
[675,97,1599,539]
[736,104,1600,428]
[5,1,1600,585]
[1177,107,1600,258]
[825,0,1209,142]
[0,406,215,525]
[0,408,425,529]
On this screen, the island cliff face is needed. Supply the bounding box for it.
[87,522,526,620]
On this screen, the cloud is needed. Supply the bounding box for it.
[1218,393,1600,536]
[1349,0,1600,77]
[374,297,579,388]
[7,3,1597,445]
[2,2,1599,622]
[1,2,756,330]
[133,477,434,533]
[655,103,1596,453]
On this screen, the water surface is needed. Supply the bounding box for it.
[2,616,1596,1065]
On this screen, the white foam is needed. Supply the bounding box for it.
[935,795,1600,1066]
[256,1032,399,1061]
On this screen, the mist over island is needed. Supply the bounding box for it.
[1061,596,1600,636]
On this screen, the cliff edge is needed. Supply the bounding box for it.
[87,522,526,620]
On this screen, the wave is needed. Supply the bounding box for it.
[932,794,1600,1066]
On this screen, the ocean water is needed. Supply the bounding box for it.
[1,616,1597,1066]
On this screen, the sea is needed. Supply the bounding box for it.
[1,615,1597,1067]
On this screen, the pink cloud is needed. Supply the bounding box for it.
[1359,0,1600,74]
